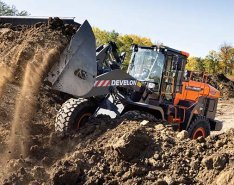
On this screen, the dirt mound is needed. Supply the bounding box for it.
[53,119,234,185]
[0,18,233,185]
[0,17,79,158]
[1,114,233,185]
[0,18,78,180]
[208,74,234,99]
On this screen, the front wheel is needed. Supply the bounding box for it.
[55,98,97,136]
[187,116,210,139]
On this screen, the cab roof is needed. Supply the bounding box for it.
[132,44,190,58]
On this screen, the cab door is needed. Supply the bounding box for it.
[161,54,186,103]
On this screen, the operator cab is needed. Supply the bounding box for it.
[128,46,164,92]
[127,45,189,105]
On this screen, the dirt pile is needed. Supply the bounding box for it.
[0,19,233,185]
[0,18,78,179]
[0,17,79,158]
[50,115,234,185]
[0,82,64,183]
[208,74,234,99]
[1,112,233,185]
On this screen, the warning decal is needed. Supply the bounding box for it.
[94,80,138,87]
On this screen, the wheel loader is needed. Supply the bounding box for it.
[1,16,222,139]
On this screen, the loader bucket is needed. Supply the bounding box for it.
[45,20,97,97]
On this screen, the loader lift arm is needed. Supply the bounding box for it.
[96,41,125,75]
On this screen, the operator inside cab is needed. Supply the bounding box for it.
[128,48,164,92]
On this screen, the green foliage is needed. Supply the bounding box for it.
[2,0,231,75]
[119,34,152,69]
[204,50,219,74]
[186,57,205,72]
[186,44,234,75]
[186,57,197,71]
[94,27,234,75]
[0,0,29,16]
[219,43,234,75]
[93,27,153,70]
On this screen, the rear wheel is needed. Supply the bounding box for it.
[55,98,97,136]
[187,116,210,139]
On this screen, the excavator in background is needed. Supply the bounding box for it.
[0,16,223,139]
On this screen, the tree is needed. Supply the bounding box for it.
[93,27,153,70]
[0,0,29,16]
[204,50,220,74]
[186,57,197,71]
[93,27,123,53]
[94,28,234,75]
[118,34,152,69]
[196,57,205,72]
[186,57,205,72]
[219,43,234,75]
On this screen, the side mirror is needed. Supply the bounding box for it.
[120,52,126,63]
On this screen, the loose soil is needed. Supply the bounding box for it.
[0,19,233,185]
[228,76,234,81]
[215,98,234,133]
[208,74,234,99]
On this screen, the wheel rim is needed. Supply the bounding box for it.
[193,127,206,139]
[77,113,92,128]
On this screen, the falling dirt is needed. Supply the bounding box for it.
[9,48,62,158]
[0,18,234,185]
[0,64,12,97]
[0,18,78,180]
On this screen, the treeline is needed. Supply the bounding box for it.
[93,27,153,69]
[186,43,234,75]
[94,27,234,75]
[1,0,233,75]
[0,0,28,16]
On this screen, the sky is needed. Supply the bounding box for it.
[4,0,234,57]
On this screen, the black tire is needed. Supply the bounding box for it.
[187,116,210,139]
[55,98,97,136]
